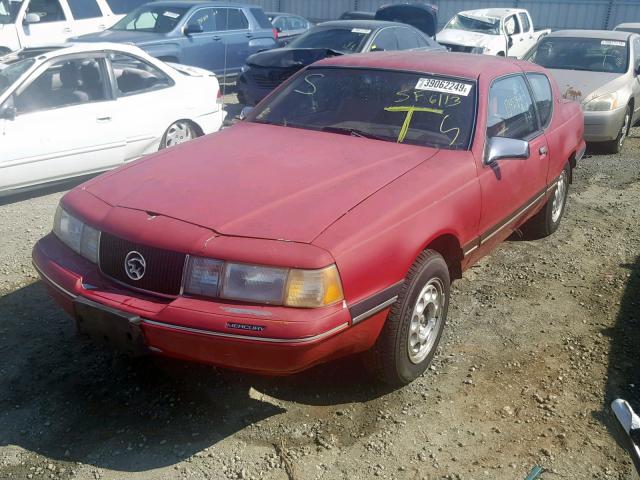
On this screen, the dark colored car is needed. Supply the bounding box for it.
[74,1,277,77]
[267,12,312,47]
[237,6,441,106]
[339,11,376,21]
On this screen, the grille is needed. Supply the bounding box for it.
[249,68,295,88]
[441,43,474,53]
[99,232,186,296]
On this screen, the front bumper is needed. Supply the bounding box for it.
[32,234,388,375]
[583,106,627,142]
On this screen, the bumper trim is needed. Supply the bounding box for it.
[32,260,77,299]
[143,318,350,344]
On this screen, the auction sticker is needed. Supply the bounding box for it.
[163,10,180,18]
[415,77,472,96]
[601,40,625,47]
[352,28,371,34]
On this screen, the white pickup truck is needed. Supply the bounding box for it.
[0,0,145,55]
[436,8,550,59]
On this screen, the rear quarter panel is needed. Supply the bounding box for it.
[314,149,480,307]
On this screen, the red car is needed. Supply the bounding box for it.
[33,51,585,386]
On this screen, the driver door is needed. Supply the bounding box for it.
[17,0,74,48]
[0,56,124,192]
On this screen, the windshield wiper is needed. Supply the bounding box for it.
[321,126,388,141]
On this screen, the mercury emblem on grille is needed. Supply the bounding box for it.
[124,251,146,281]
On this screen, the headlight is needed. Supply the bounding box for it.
[241,64,250,73]
[183,257,344,308]
[583,92,619,111]
[470,46,486,54]
[53,205,100,263]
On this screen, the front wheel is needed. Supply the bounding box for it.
[159,120,198,149]
[602,105,631,154]
[522,162,570,239]
[370,250,450,386]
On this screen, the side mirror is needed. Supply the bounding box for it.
[0,105,17,121]
[24,12,41,24]
[239,106,253,120]
[484,137,529,165]
[184,23,204,35]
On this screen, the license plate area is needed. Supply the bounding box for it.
[74,297,148,356]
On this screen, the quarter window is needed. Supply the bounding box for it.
[487,75,538,140]
[26,0,66,23]
[212,8,248,31]
[67,0,102,19]
[15,57,108,114]
[396,27,421,49]
[526,73,553,128]
[108,53,171,95]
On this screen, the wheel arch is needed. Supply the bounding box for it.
[420,233,464,281]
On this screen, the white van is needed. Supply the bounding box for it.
[0,0,147,54]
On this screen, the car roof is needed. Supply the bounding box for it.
[314,50,531,80]
[547,29,633,40]
[458,8,527,20]
[616,22,640,28]
[144,0,251,8]
[316,20,402,30]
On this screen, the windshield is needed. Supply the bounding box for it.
[0,58,34,97]
[248,67,477,150]
[445,14,500,35]
[111,5,188,33]
[0,0,21,24]
[532,37,629,74]
[287,27,370,53]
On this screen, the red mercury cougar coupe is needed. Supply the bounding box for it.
[33,51,585,385]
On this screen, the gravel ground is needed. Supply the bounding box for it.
[1,108,639,480]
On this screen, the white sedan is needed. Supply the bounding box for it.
[0,42,226,196]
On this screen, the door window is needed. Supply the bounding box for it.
[26,0,66,23]
[504,15,520,35]
[67,0,102,19]
[272,16,285,31]
[370,28,397,52]
[289,16,307,30]
[526,73,553,128]
[15,57,108,114]
[518,13,531,32]
[487,75,538,139]
[108,53,171,95]
[396,27,422,49]
[187,8,217,33]
[212,8,248,31]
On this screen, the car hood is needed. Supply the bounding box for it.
[73,29,167,45]
[546,69,626,104]
[436,28,495,47]
[246,47,343,68]
[83,122,437,244]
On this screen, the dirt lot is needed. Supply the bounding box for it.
[1,117,639,480]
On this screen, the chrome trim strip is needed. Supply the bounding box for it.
[142,319,350,344]
[351,296,398,325]
[32,261,77,299]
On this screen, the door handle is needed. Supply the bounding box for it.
[539,146,548,156]
[97,116,112,123]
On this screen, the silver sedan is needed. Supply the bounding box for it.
[528,29,640,153]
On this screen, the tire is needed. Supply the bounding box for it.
[522,162,570,239]
[602,105,631,154]
[370,250,450,386]
[159,120,198,149]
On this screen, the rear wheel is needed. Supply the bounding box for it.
[522,162,570,239]
[370,250,450,386]
[159,120,198,149]
[602,105,631,154]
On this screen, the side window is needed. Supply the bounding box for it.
[487,75,538,140]
[396,27,420,50]
[272,16,286,31]
[187,8,217,33]
[108,53,171,95]
[370,28,397,52]
[527,73,553,128]
[212,8,249,31]
[518,13,531,33]
[67,0,102,20]
[26,0,66,23]
[504,15,520,35]
[15,57,108,114]
[634,37,640,72]
[290,16,306,30]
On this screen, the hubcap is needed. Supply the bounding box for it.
[551,170,567,223]
[165,121,194,147]
[619,113,630,149]
[407,279,444,364]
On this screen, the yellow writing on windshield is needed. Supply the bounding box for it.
[384,106,444,143]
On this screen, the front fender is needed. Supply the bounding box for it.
[140,42,182,60]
